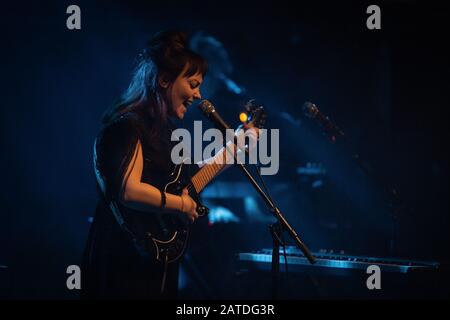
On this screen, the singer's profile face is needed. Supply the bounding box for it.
[165,64,203,120]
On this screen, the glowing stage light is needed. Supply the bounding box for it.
[239,112,248,123]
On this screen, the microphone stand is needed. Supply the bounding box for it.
[198,100,315,299]
[225,135,316,299]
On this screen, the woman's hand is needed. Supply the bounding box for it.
[243,124,259,151]
[180,188,198,222]
[235,124,259,154]
[243,122,260,137]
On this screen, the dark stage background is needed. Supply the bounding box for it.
[1,0,449,299]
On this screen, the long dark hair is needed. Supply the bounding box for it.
[102,30,208,139]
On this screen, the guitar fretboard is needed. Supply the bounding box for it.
[190,144,235,193]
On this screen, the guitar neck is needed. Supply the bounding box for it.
[190,145,233,194]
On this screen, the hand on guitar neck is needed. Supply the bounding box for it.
[197,124,260,170]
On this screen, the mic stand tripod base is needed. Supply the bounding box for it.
[270,222,284,300]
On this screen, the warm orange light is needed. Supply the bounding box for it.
[239,112,248,123]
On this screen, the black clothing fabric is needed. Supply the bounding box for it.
[81,111,180,299]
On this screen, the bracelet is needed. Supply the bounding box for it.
[160,189,166,209]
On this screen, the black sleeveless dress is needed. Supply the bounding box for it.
[81,111,182,299]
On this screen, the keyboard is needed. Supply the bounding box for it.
[237,247,440,274]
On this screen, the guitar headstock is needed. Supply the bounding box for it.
[239,99,267,129]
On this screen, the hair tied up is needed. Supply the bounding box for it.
[140,31,188,61]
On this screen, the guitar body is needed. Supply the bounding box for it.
[142,162,209,263]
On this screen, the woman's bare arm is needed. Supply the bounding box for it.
[119,140,197,220]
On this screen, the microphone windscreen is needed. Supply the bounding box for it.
[197,99,215,115]
[302,101,318,118]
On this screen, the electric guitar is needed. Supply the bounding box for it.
[142,101,266,263]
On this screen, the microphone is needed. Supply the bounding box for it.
[302,101,344,140]
[197,99,231,131]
